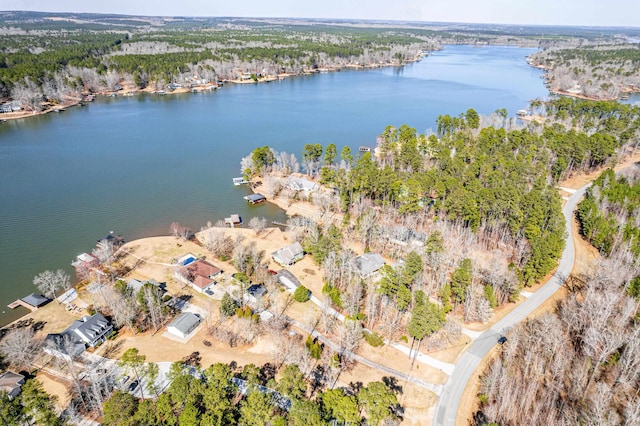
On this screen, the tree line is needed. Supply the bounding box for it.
[475,166,640,424]
[102,361,400,426]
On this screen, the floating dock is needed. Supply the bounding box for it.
[224,214,242,227]
[233,177,250,186]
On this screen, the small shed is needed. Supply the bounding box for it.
[167,312,202,339]
[244,193,266,204]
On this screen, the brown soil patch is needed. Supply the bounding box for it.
[104,324,273,368]
[337,363,437,426]
[357,344,448,385]
[426,334,472,364]
[37,372,71,410]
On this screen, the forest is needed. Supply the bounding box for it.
[0,11,628,109]
[240,99,640,349]
[528,43,640,99]
[475,166,640,425]
[101,360,400,426]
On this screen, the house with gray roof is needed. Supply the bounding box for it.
[272,242,304,266]
[127,278,164,295]
[70,313,113,347]
[167,312,202,339]
[44,333,86,361]
[44,313,113,360]
[355,253,385,278]
[287,176,319,194]
[0,371,25,399]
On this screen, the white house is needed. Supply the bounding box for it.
[272,242,304,266]
[167,312,202,339]
[174,259,223,293]
[287,176,319,194]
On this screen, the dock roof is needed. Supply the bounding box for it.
[244,193,266,203]
[21,293,50,308]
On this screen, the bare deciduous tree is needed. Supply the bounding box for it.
[0,327,42,370]
[248,217,268,236]
[33,269,71,302]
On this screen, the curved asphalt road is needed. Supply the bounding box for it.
[434,184,590,425]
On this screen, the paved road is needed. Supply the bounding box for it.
[434,184,590,426]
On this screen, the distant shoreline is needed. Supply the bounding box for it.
[527,61,639,102]
[1,55,424,123]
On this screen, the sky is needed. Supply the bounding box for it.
[2,0,639,27]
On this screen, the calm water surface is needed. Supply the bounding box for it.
[0,45,547,325]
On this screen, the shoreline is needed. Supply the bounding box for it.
[1,55,425,123]
[527,60,639,102]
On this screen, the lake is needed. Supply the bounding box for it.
[0,45,547,326]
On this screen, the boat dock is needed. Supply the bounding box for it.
[224,214,242,227]
[233,177,250,186]
[8,294,50,312]
[244,193,266,204]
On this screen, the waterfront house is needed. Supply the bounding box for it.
[167,312,202,339]
[67,313,113,347]
[175,259,223,293]
[272,242,304,266]
[355,253,385,279]
[244,193,266,204]
[44,313,113,360]
[44,333,86,361]
[287,176,319,194]
[0,371,25,399]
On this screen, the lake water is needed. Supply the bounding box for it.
[0,45,547,326]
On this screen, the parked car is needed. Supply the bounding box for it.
[497,336,508,345]
[128,380,139,392]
